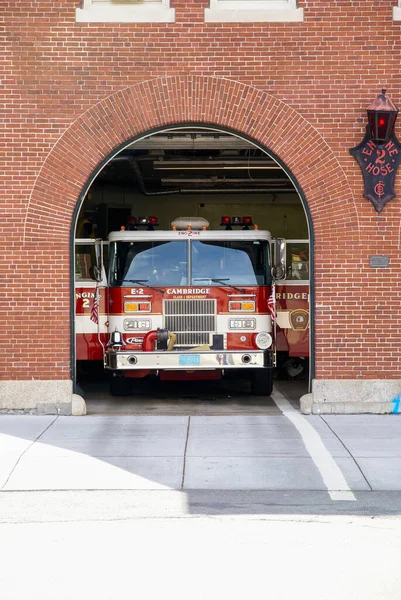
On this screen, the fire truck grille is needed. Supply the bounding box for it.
[164,299,216,347]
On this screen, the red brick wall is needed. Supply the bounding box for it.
[2,0,401,381]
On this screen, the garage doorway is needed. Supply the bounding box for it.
[73,125,312,413]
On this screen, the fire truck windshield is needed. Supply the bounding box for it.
[109,239,270,287]
[110,241,187,286]
[191,240,269,286]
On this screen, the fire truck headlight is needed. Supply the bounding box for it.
[123,318,152,331]
[255,332,272,349]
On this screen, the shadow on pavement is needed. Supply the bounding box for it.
[1,375,401,518]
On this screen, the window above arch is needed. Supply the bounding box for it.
[205,0,304,23]
[76,0,175,23]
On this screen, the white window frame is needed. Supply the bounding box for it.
[76,0,175,23]
[205,0,303,23]
[394,2,401,20]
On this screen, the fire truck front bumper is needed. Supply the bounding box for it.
[104,350,269,371]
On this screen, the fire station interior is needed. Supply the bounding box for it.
[75,126,310,413]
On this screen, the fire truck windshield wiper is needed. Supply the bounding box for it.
[120,279,165,294]
[123,279,149,284]
[194,278,246,293]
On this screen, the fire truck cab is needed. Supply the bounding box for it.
[85,215,282,397]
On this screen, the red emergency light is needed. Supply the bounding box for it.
[242,216,253,230]
[126,216,137,231]
[220,216,232,230]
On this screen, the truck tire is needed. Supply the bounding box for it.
[110,375,129,397]
[251,368,273,396]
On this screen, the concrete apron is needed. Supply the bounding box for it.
[1,379,401,415]
[301,380,401,415]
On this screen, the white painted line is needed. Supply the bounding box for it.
[271,390,356,501]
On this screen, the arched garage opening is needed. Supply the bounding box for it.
[73,123,313,406]
[21,75,358,415]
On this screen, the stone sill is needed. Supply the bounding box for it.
[205,7,304,22]
[76,7,175,23]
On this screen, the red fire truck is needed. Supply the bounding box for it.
[274,239,310,378]
[75,217,309,396]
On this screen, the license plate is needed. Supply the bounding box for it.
[179,354,201,366]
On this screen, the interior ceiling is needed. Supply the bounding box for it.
[96,129,295,194]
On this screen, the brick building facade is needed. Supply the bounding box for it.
[2,0,401,413]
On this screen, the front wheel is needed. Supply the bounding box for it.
[250,368,273,396]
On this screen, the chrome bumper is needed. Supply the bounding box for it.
[105,350,268,371]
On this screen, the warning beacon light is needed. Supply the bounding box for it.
[220,216,232,229]
[242,216,253,229]
[126,216,137,231]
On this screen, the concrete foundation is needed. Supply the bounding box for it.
[0,381,86,416]
[300,380,401,415]
[1,378,400,416]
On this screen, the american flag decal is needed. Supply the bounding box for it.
[90,288,100,324]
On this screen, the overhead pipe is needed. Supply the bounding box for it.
[129,158,180,196]
[108,156,294,195]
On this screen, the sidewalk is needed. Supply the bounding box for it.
[1,389,401,495]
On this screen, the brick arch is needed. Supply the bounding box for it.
[24,75,358,242]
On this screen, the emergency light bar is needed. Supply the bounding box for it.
[122,216,159,231]
[220,216,254,230]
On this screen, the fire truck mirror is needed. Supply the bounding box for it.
[272,238,286,281]
[272,265,285,281]
[92,265,102,282]
[94,239,103,282]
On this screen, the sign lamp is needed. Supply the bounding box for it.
[350,89,401,212]
[366,89,399,143]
